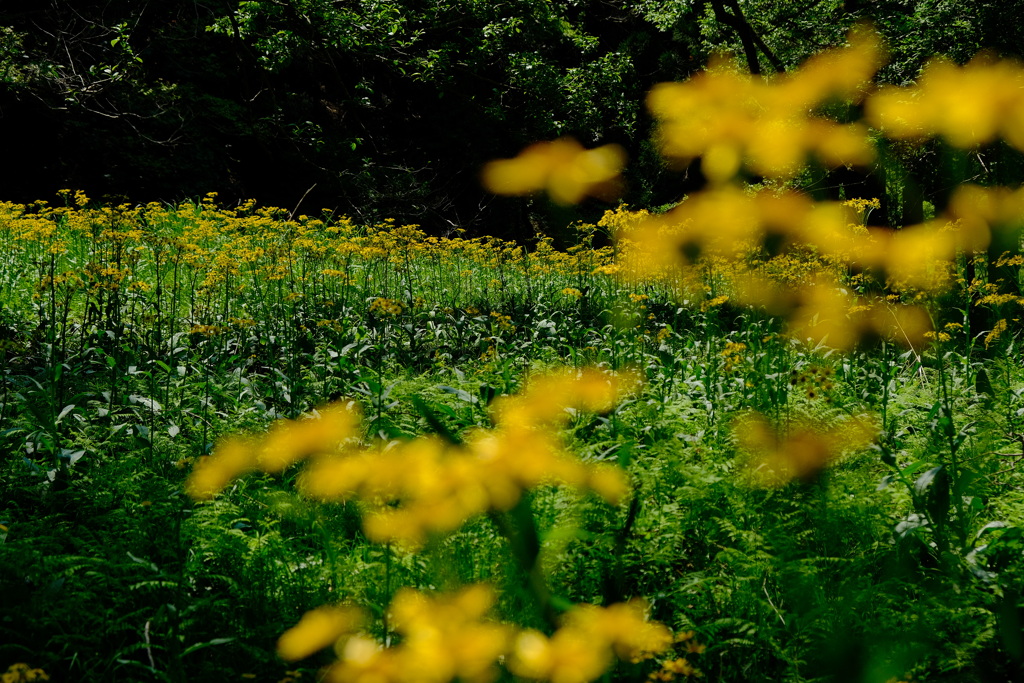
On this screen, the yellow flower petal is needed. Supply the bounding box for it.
[277,606,364,661]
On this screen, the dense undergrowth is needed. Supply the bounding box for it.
[1,191,1024,683]
[7,28,1024,683]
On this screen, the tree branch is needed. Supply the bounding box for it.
[710,0,786,75]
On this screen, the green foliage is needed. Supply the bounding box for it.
[5,1,1019,234]
[2,197,1024,680]
[5,4,1024,680]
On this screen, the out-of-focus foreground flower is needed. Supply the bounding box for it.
[866,54,1024,149]
[734,411,878,485]
[481,137,626,205]
[187,368,642,546]
[276,585,672,683]
[647,27,882,183]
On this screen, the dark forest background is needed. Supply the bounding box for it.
[2,0,1022,237]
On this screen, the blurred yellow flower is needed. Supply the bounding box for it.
[510,628,611,683]
[277,606,365,661]
[566,600,673,662]
[257,402,361,473]
[734,412,876,485]
[647,28,880,183]
[185,436,257,500]
[320,585,511,683]
[2,663,50,683]
[510,600,671,683]
[481,137,626,205]
[866,54,1024,149]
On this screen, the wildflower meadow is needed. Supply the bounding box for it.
[5,25,1024,683]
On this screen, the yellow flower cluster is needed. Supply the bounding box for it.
[481,138,626,205]
[733,411,877,485]
[984,318,1008,349]
[0,195,620,329]
[647,632,706,682]
[603,180,1020,348]
[647,27,881,183]
[510,600,673,683]
[640,27,1024,184]
[720,341,747,373]
[489,311,515,331]
[1,664,49,683]
[648,657,701,681]
[842,197,881,223]
[775,278,932,351]
[277,605,366,662]
[606,188,943,348]
[275,586,672,683]
[867,54,1024,149]
[327,585,509,683]
[187,369,640,545]
[947,184,1024,239]
[369,297,405,316]
[477,28,1024,351]
[186,402,361,500]
[188,324,226,337]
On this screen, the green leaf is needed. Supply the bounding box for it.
[437,385,475,404]
[126,552,158,572]
[56,403,77,423]
[478,384,499,404]
[182,637,235,657]
[976,366,994,396]
[916,466,951,524]
[411,396,462,445]
[615,440,634,468]
[914,465,944,496]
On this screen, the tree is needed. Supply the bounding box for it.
[1,1,1020,237]
[0,1,698,236]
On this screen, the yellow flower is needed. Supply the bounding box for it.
[326,635,400,683]
[866,54,1024,149]
[185,437,257,500]
[651,657,702,679]
[390,585,511,683]
[257,401,361,473]
[985,319,1008,348]
[369,297,404,316]
[189,367,636,543]
[586,465,630,505]
[277,606,364,661]
[647,28,880,183]
[1,664,50,683]
[321,586,511,683]
[734,412,876,485]
[510,628,611,683]
[566,600,673,662]
[481,137,626,205]
[490,368,641,427]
